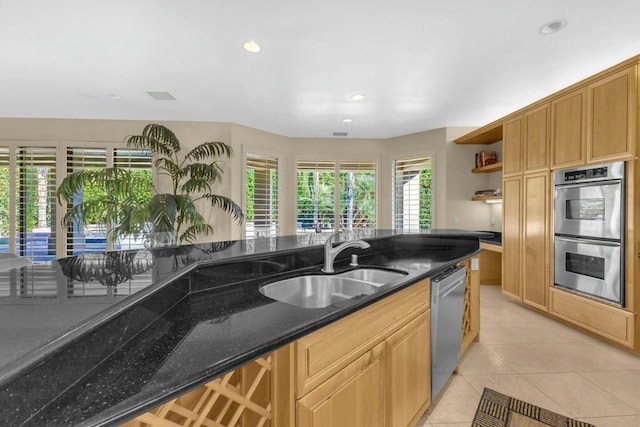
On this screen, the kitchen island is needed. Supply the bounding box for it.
[0,230,486,426]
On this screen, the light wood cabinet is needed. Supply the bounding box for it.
[587,66,637,163]
[551,88,587,169]
[503,116,523,177]
[297,343,386,427]
[524,104,550,172]
[387,311,430,427]
[502,176,522,300]
[522,172,550,311]
[295,279,431,427]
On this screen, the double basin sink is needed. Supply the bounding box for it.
[259,268,408,309]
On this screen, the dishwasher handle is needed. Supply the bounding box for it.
[432,266,466,296]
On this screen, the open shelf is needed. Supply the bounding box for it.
[471,195,502,202]
[472,162,502,173]
[454,122,503,145]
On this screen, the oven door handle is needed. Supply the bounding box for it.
[555,236,621,247]
[555,179,622,190]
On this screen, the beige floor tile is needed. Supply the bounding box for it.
[457,343,516,376]
[498,321,592,344]
[483,343,571,374]
[580,370,640,411]
[579,415,640,427]
[523,372,637,418]
[477,323,524,345]
[428,424,471,427]
[533,342,640,372]
[464,374,572,417]
[427,376,481,424]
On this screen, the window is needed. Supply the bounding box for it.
[65,148,152,255]
[296,160,376,235]
[17,147,58,262]
[0,144,152,262]
[339,162,376,230]
[393,156,432,231]
[0,148,10,254]
[245,154,278,239]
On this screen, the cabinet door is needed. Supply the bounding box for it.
[502,176,522,300]
[503,116,523,176]
[522,172,549,311]
[524,104,550,172]
[297,344,385,427]
[386,311,430,427]
[551,88,587,169]
[587,66,637,163]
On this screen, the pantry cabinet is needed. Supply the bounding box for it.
[502,116,523,177]
[551,88,587,169]
[587,65,637,163]
[522,172,550,311]
[523,104,550,173]
[502,176,522,300]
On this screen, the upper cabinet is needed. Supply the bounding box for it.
[458,57,639,172]
[503,116,523,176]
[551,88,587,169]
[523,104,550,173]
[587,65,637,164]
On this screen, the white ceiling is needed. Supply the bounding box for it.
[1,0,640,139]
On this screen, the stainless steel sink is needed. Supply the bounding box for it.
[259,275,377,308]
[337,268,407,285]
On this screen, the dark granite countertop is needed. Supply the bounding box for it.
[478,230,502,246]
[0,229,489,426]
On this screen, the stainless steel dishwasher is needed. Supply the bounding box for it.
[430,265,467,401]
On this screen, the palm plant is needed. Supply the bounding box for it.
[57,124,244,246]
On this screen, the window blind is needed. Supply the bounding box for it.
[0,147,10,254]
[296,161,336,234]
[245,154,279,239]
[393,156,432,231]
[66,148,108,256]
[339,161,376,230]
[17,147,57,263]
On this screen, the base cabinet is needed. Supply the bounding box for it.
[295,279,431,427]
[297,343,386,427]
[387,312,431,427]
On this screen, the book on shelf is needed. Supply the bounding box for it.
[475,151,497,168]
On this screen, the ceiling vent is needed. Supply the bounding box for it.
[333,132,348,137]
[146,91,176,101]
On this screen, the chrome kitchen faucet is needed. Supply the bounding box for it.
[321,231,370,273]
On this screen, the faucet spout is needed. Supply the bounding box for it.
[322,231,370,273]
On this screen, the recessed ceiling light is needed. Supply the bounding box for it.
[243,40,261,53]
[539,20,567,35]
[342,118,353,123]
[351,94,365,101]
[146,91,176,101]
[106,94,122,100]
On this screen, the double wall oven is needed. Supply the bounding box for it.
[553,161,625,306]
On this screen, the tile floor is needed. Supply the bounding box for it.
[418,285,640,427]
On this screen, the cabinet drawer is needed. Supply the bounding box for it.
[549,288,634,348]
[295,279,429,398]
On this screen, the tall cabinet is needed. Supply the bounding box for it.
[455,54,639,352]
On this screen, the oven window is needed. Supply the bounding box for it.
[565,198,605,220]
[566,252,605,280]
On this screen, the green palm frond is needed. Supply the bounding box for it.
[184,141,233,162]
[148,194,178,234]
[203,194,245,222]
[179,222,213,243]
[154,157,184,180]
[125,124,180,158]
